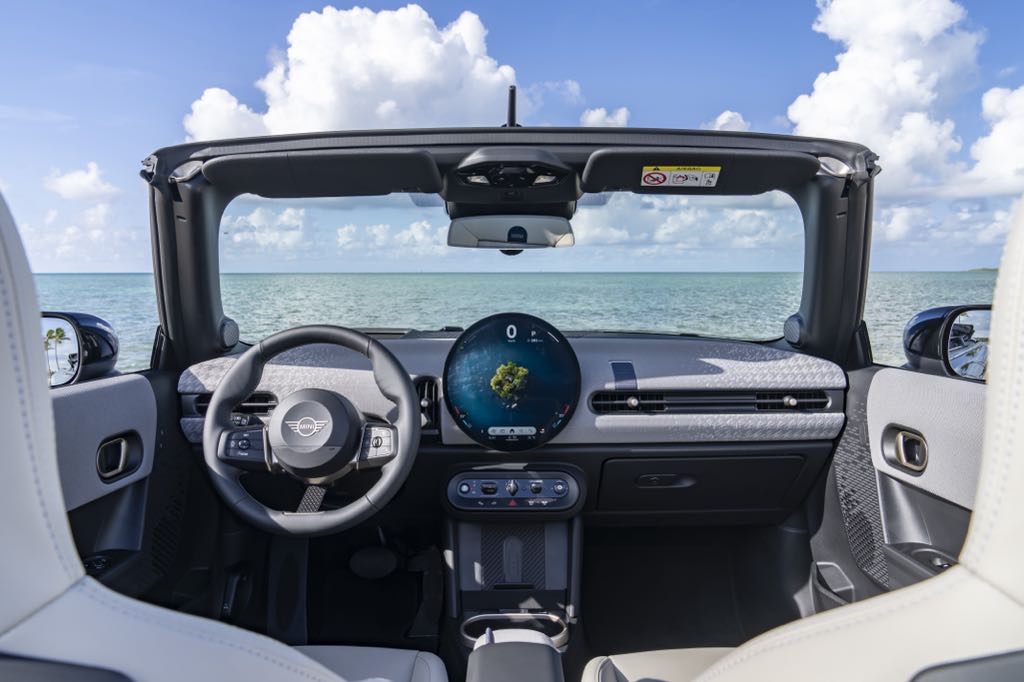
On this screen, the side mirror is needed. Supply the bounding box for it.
[40,314,82,387]
[40,312,119,386]
[902,305,991,381]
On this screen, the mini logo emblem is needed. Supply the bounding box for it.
[285,417,329,437]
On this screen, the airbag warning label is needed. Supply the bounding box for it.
[641,165,721,188]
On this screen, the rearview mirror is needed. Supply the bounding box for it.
[447,215,574,255]
[41,314,81,387]
[943,306,990,381]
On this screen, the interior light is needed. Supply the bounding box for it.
[532,174,558,185]
[466,175,490,185]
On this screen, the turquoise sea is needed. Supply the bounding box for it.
[34,272,997,371]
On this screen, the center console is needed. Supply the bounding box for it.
[444,465,584,680]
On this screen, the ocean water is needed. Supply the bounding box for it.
[34,271,997,372]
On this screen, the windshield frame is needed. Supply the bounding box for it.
[144,127,878,370]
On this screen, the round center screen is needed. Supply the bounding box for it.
[444,313,580,451]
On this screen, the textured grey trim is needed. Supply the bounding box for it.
[179,337,846,445]
[51,374,157,511]
[867,368,985,510]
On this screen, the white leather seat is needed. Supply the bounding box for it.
[583,199,1024,682]
[0,192,446,682]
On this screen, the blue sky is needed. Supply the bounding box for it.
[2,0,1022,272]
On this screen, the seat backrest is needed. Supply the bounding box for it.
[0,194,84,635]
[958,198,1024,605]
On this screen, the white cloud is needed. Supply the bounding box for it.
[653,208,707,245]
[183,88,267,142]
[876,205,930,242]
[391,220,446,255]
[579,106,630,127]
[224,206,306,250]
[787,0,980,196]
[336,223,357,249]
[184,5,520,140]
[570,207,632,244]
[44,209,58,226]
[44,162,120,201]
[18,217,144,271]
[523,80,584,110]
[366,223,392,247]
[712,209,790,248]
[961,85,1024,196]
[703,110,751,132]
[82,202,110,228]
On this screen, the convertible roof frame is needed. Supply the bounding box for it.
[142,127,878,370]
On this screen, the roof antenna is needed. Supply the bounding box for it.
[502,85,520,127]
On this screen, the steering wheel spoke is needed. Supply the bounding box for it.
[297,485,327,513]
[356,423,398,470]
[217,425,272,472]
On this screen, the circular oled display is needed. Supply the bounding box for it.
[443,313,580,452]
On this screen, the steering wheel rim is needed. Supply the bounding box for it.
[201,325,420,537]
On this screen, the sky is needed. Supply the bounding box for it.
[2,0,1023,273]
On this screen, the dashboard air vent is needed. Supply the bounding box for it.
[590,390,829,414]
[195,391,277,416]
[416,377,440,432]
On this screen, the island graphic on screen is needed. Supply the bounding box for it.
[490,361,529,404]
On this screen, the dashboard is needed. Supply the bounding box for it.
[177,314,847,448]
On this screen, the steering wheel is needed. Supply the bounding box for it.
[202,326,420,536]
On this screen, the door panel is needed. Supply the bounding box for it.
[52,371,200,604]
[51,374,157,511]
[867,368,984,509]
[810,366,983,606]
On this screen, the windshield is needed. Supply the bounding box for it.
[219,192,804,340]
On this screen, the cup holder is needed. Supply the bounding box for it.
[460,612,568,649]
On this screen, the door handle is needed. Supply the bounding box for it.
[894,430,928,473]
[96,437,129,480]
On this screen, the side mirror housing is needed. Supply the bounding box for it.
[40,312,119,386]
[902,305,990,381]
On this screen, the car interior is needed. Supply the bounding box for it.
[1,126,1023,681]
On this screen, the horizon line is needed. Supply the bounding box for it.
[32,269,997,275]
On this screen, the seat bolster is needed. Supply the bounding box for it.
[583,648,732,682]
[298,645,447,682]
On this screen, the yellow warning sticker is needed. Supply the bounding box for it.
[640,165,721,188]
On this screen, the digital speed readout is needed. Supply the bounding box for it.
[443,313,581,452]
